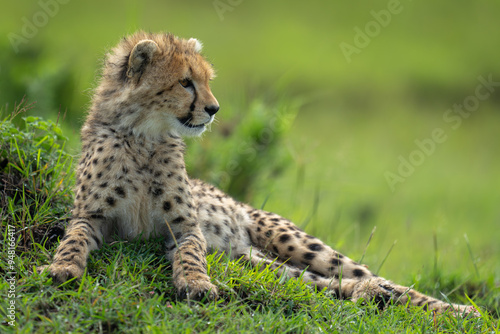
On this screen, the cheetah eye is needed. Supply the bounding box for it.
[179,78,193,88]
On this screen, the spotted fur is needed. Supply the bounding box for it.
[45,32,478,316]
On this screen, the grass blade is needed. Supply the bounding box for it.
[464,234,480,279]
[376,240,397,276]
[359,226,376,264]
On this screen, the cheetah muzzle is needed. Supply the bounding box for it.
[41,31,480,315]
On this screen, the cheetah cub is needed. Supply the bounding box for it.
[47,32,478,316]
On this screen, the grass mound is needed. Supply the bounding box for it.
[0,103,497,333]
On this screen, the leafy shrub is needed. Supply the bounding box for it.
[186,95,299,202]
[0,101,74,252]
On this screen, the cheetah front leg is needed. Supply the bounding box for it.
[47,217,104,283]
[163,192,219,301]
[167,225,218,301]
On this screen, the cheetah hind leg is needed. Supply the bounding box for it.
[238,247,366,300]
[239,248,479,316]
[244,210,479,316]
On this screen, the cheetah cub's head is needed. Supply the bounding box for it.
[98,32,219,138]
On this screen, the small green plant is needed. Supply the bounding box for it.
[0,100,74,252]
[186,94,299,202]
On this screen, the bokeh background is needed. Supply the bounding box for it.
[1,0,499,289]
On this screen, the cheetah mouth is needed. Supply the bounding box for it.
[177,116,206,129]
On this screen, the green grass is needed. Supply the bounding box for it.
[6,244,499,333]
[1,105,499,333]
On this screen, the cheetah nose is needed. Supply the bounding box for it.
[204,105,219,116]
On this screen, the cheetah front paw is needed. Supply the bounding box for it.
[46,262,84,284]
[176,278,219,301]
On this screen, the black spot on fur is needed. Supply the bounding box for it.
[331,258,343,266]
[303,252,316,261]
[172,216,185,224]
[163,201,172,211]
[278,234,291,243]
[106,197,116,206]
[174,196,183,204]
[115,186,126,198]
[214,224,221,235]
[308,243,323,252]
[287,245,295,252]
[90,213,104,219]
[353,269,365,278]
[152,188,163,197]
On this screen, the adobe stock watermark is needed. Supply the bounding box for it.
[8,0,71,54]
[339,0,412,63]
[5,225,17,327]
[213,0,244,21]
[384,74,500,192]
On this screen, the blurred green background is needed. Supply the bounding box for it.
[1,0,499,287]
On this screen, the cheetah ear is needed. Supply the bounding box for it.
[188,38,203,53]
[126,39,159,79]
